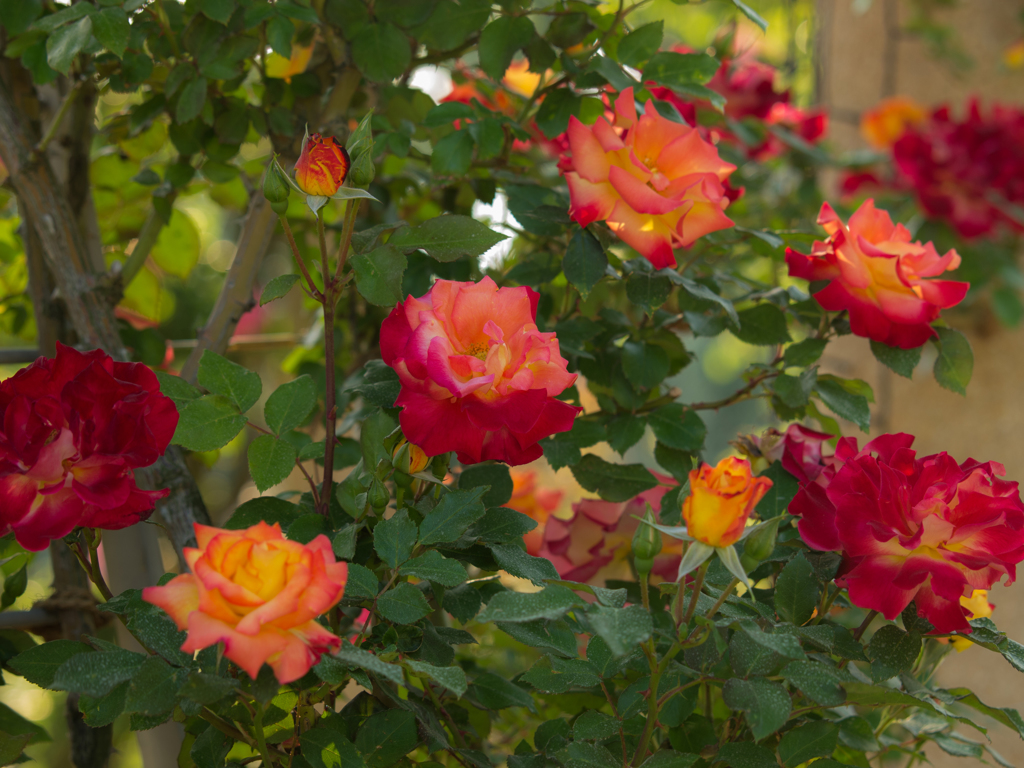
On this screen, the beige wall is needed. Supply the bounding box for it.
[816,1,1024,763]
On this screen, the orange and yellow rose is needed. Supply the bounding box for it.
[685,457,772,548]
[294,132,350,197]
[560,87,736,269]
[786,199,968,349]
[143,522,348,684]
[504,469,564,556]
[861,96,928,149]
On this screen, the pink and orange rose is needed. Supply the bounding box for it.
[381,278,581,466]
[790,433,1024,633]
[786,199,968,349]
[560,87,736,269]
[0,344,177,551]
[143,522,348,684]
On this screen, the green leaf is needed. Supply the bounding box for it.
[489,543,560,585]
[476,585,583,623]
[407,660,467,697]
[617,20,664,67]
[91,7,129,58]
[0,702,48,745]
[932,327,973,395]
[945,687,1024,739]
[246,435,296,493]
[721,677,792,741]
[469,672,536,712]
[179,672,240,707]
[388,215,506,262]
[607,415,646,455]
[644,52,720,91]
[772,369,816,409]
[399,551,468,587]
[754,462,800,517]
[774,554,819,626]
[373,509,418,568]
[573,710,619,741]
[478,15,535,80]
[1002,638,1024,672]
[647,404,706,452]
[431,129,474,176]
[587,605,653,656]
[563,227,608,299]
[352,244,407,307]
[301,724,367,768]
[778,721,838,767]
[176,75,208,124]
[535,88,582,139]
[260,274,301,306]
[558,742,618,768]
[837,716,880,752]
[46,15,92,74]
[639,753,698,768]
[172,395,247,452]
[621,341,669,389]
[731,0,768,31]
[467,507,536,544]
[322,642,405,687]
[191,724,233,768]
[0,0,42,36]
[459,463,513,508]
[52,649,147,698]
[815,378,870,432]
[498,619,576,658]
[344,360,401,409]
[419,488,488,546]
[265,375,317,435]
[377,582,432,624]
[0,732,32,766]
[870,340,921,379]
[867,625,921,682]
[351,22,411,81]
[151,209,200,278]
[715,742,777,768]
[225,497,301,529]
[781,660,846,707]
[784,338,827,367]
[123,657,186,716]
[197,350,262,413]
[626,272,672,314]
[267,14,294,56]
[0,564,26,611]
[733,304,791,345]
[355,709,419,768]
[570,455,657,503]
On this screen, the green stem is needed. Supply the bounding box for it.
[631,641,663,767]
[254,704,277,768]
[639,571,650,612]
[705,578,739,621]
[279,216,322,299]
[682,561,709,626]
[84,529,113,601]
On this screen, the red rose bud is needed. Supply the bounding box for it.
[294,133,350,196]
[0,343,178,551]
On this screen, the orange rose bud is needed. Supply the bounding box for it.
[683,457,772,548]
[294,133,350,196]
[143,522,348,684]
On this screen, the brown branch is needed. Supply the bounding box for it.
[180,193,276,383]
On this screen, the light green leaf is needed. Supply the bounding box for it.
[197,350,261,413]
[264,375,317,435]
[172,395,247,452]
[247,434,297,493]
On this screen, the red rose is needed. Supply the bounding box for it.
[790,433,1024,633]
[0,343,178,551]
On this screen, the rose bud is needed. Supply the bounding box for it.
[294,132,351,197]
[143,522,348,684]
[263,157,291,215]
[684,457,772,548]
[632,505,663,578]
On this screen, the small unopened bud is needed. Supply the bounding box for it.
[346,112,374,158]
[368,477,390,512]
[392,440,429,475]
[348,148,375,187]
[743,516,780,563]
[263,157,290,205]
[632,505,662,577]
[431,452,451,479]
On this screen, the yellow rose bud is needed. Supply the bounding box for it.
[683,457,772,548]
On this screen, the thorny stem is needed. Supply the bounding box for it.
[705,578,740,621]
[319,214,337,516]
[333,200,359,282]
[683,561,709,625]
[854,610,880,641]
[279,216,323,300]
[632,636,663,766]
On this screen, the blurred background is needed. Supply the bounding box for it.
[2,0,1024,765]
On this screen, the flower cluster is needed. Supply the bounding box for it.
[747,424,835,484]
[144,522,348,684]
[0,344,178,551]
[648,52,828,161]
[790,433,1024,633]
[850,98,1024,239]
[527,473,682,584]
[560,87,736,269]
[381,278,581,466]
[786,199,968,349]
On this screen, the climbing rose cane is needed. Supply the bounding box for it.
[381,277,581,465]
[789,433,1024,633]
[560,87,736,269]
[0,343,177,551]
[786,199,968,349]
[144,522,348,684]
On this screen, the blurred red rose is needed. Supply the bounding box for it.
[0,343,178,551]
